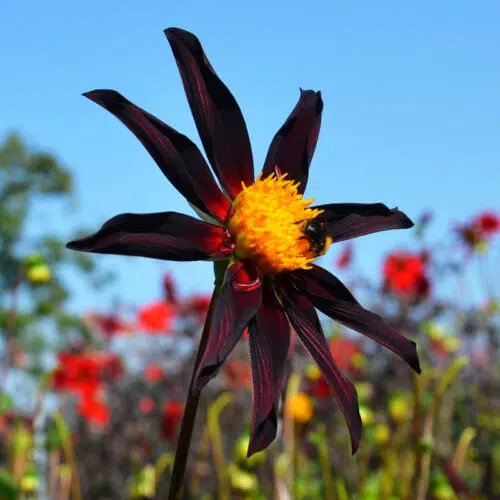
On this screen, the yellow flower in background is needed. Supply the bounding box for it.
[27,263,51,284]
[286,392,313,423]
[389,394,410,423]
[25,253,51,283]
[359,406,374,426]
[374,424,390,446]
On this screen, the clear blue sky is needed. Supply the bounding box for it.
[1,1,499,312]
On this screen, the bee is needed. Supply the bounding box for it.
[302,220,328,256]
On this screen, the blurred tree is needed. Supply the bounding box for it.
[0,133,112,377]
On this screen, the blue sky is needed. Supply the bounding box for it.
[1,1,499,312]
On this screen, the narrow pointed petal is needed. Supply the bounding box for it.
[165,28,254,199]
[293,267,420,373]
[315,297,420,373]
[314,203,414,243]
[83,90,230,222]
[291,265,359,304]
[66,212,231,261]
[192,263,262,393]
[262,90,323,193]
[248,285,290,456]
[277,287,361,454]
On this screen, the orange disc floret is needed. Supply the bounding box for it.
[229,173,329,274]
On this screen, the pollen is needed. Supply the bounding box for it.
[228,173,327,274]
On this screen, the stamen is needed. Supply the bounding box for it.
[228,173,326,274]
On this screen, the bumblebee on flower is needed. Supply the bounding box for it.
[67,28,420,457]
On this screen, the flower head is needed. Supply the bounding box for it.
[138,301,176,334]
[383,250,430,299]
[161,400,184,440]
[286,392,313,423]
[67,28,420,455]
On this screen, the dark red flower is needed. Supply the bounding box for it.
[87,312,132,338]
[161,400,184,440]
[67,28,419,455]
[383,251,430,299]
[138,301,175,333]
[163,271,179,304]
[335,243,353,270]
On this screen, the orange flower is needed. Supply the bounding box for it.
[286,392,313,423]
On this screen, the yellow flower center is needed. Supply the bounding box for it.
[228,173,331,274]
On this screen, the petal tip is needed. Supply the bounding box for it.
[247,413,278,457]
[409,341,422,374]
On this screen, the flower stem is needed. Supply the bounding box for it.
[167,287,220,500]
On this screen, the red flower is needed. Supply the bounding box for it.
[307,372,332,399]
[383,251,430,299]
[138,301,175,333]
[336,244,353,270]
[143,363,165,383]
[53,353,102,395]
[67,28,419,456]
[139,397,155,415]
[181,293,212,322]
[475,212,500,237]
[223,360,252,389]
[329,337,363,373]
[53,352,122,425]
[78,394,110,427]
[161,401,184,440]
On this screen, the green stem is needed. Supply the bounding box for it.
[416,357,468,500]
[314,424,335,500]
[167,287,220,500]
[54,412,82,500]
[208,392,232,500]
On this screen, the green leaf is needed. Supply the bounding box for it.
[0,393,13,415]
[0,467,19,500]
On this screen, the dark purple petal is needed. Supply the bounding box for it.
[312,296,420,374]
[291,265,359,304]
[314,203,414,243]
[165,28,253,199]
[192,262,262,393]
[289,266,421,373]
[277,287,361,454]
[262,89,323,193]
[83,90,230,222]
[248,284,290,456]
[66,212,231,261]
